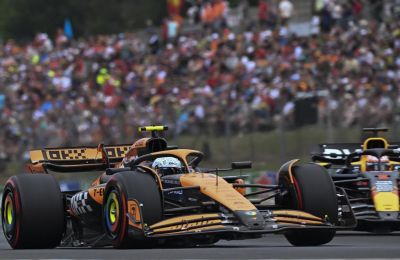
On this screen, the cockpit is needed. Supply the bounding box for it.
[365,155,390,171]
[358,138,391,172]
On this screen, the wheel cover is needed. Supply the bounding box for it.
[105,192,120,234]
[2,193,16,240]
[109,200,117,224]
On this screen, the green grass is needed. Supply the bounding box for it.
[171,126,365,170]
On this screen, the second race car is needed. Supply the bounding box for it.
[312,128,400,233]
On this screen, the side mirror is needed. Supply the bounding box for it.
[231,161,252,170]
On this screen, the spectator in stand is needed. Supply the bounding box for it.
[351,0,363,19]
[55,29,69,48]
[187,0,202,25]
[258,0,269,26]
[331,1,343,27]
[278,0,293,26]
[238,0,249,21]
[0,1,398,165]
[201,1,214,29]
[320,2,333,33]
[200,0,228,31]
[164,14,182,43]
[212,0,228,30]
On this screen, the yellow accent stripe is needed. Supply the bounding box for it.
[272,210,322,221]
[150,213,220,229]
[138,126,167,132]
[152,225,227,236]
[288,159,300,184]
[274,217,324,225]
[152,219,223,234]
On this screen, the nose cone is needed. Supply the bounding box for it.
[235,210,266,230]
[373,192,399,212]
[369,172,399,213]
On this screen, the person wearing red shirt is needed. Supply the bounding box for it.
[258,0,269,26]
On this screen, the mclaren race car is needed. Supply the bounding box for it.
[312,128,400,233]
[2,126,354,249]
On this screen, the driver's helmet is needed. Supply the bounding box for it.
[365,155,390,171]
[152,157,183,176]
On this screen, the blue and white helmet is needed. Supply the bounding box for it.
[152,157,182,169]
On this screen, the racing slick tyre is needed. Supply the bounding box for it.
[103,170,162,248]
[1,174,65,249]
[279,163,338,246]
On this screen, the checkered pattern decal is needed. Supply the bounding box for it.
[63,149,86,159]
[105,146,130,158]
[45,149,87,160]
[42,145,131,161]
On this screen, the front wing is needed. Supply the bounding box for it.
[126,199,356,240]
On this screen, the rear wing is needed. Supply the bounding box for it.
[317,143,362,158]
[316,142,400,157]
[28,144,132,173]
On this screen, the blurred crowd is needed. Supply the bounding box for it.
[0,0,399,163]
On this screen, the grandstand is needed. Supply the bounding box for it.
[0,0,399,173]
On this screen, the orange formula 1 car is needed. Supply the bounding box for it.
[312,128,400,233]
[2,126,355,249]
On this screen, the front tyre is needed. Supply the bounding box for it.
[1,174,65,249]
[103,171,162,248]
[280,163,338,246]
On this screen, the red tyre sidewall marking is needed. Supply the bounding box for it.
[292,176,303,210]
[117,189,127,245]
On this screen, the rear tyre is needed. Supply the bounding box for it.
[103,171,162,248]
[1,174,65,249]
[279,163,338,246]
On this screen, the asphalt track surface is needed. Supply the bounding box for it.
[1,231,399,259]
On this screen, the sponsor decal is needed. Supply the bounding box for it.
[128,200,142,228]
[321,148,351,158]
[91,187,104,197]
[376,181,393,192]
[163,179,180,185]
[167,190,183,195]
[88,186,105,204]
